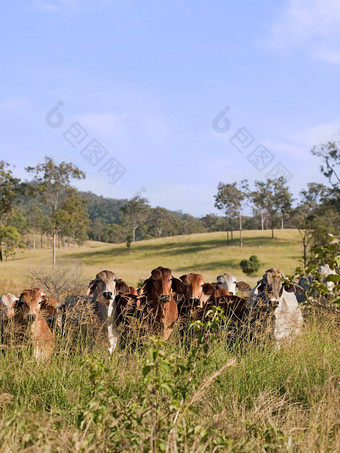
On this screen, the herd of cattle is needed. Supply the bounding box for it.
[0,265,335,361]
[0,266,309,360]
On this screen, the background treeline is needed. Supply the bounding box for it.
[0,140,339,266]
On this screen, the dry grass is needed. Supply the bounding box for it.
[0,229,302,295]
[0,229,338,452]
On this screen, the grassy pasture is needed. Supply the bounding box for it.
[0,229,339,452]
[0,229,302,295]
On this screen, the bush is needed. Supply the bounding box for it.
[240,255,261,276]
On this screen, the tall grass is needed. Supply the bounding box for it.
[0,311,339,452]
[0,230,338,451]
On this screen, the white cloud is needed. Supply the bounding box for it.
[27,0,74,12]
[26,0,126,13]
[76,112,128,137]
[268,0,340,64]
[295,119,340,146]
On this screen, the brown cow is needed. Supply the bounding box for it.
[177,273,205,316]
[13,288,54,361]
[141,267,186,339]
[197,283,248,323]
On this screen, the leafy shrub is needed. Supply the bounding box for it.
[240,255,261,276]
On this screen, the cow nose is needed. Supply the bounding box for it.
[26,314,37,322]
[160,294,171,303]
[103,291,113,299]
[271,299,280,307]
[189,297,200,305]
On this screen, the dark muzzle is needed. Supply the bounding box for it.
[160,294,171,303]
[103,291,113,299]
[26,314,37,322]
[189,297,200,306]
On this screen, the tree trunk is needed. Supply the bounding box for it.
[132,226,137,242]
[281,216,284,229]
[303,235,307,268]
[226,217,230,245]
[53,232,56,266]
[261,211,265,230]
[239,212,243,247]
[33,232,36,251]
[0,245,3,262]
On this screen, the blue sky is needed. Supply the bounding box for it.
[1,0,340,216]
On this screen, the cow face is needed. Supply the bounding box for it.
[214,274,237,294]
[180,273,204,306]
[16,288,45,323]
[87,270,118,301]
[142,267,186,303]
[202,283,233,302]
[251,269,284,305]
[148,267,173,303]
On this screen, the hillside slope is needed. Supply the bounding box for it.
[0,229,302,294]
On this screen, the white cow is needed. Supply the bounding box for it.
[214,273,251,295]
[274,288,303,348]
[318,264,337,292]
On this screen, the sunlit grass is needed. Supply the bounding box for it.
[0,229,302,294]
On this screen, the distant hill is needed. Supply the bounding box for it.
[79,191,128,225]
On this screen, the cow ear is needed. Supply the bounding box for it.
[202,283,215,296]
[115,278,130,294]
[172,278,186,294]
[11,298,21,310]
[140,277,152,295]
[236,281,251,292]
[86,280,97,296]
[282,282,304,294]
[179,274,187,282]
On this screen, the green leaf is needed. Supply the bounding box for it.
[142,365,151,377]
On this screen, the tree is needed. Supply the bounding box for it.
[201,214,226,232]
[293,183,328,267]
[146,207,177,238]
[103,223,127,244]
[0,161,24,225]
[0,225,24,261]
[251,177,293,239]
[26,157,86,265]
[240,255,261,276]
[120,196,150,242]
[55,189,89,245]
[312,141,340,212]
[214,180,248,246]
[27,205,47,250]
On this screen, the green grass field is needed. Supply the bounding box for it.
[0,229,339,452]
[0,229,303,295]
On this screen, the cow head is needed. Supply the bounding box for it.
[251,269,303,307]
[87,270,129,302]
[214,273,251,295]
[202,283,233,302]
[179,273,204,306]
[16,288,46,323]
[142,267,186,303]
